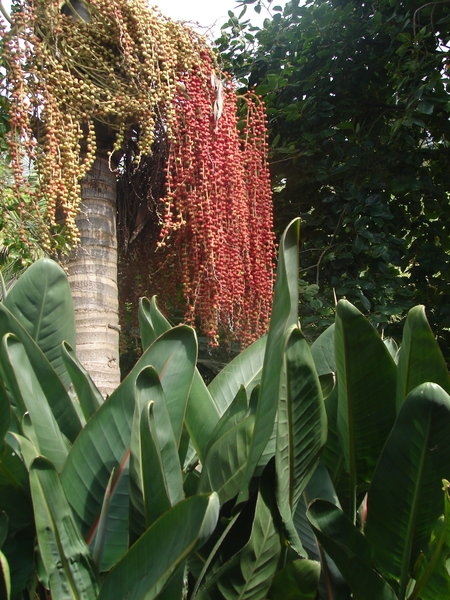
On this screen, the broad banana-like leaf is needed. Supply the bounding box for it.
[0,440,33,532]
[0,312,81,443]
[92,467,114,569]
[384,338,398,362]
[29,456,99,600]
[208,335,267,416]
[90,459,129,573]
[138,296,172,350]
[310,323,336,376]
[276,326,327,525]
[190,511,241,598]
[137,325,197,447]
[62,341,103,420]
[205,386,249,457]
[98,493,219,600]
[61,326,194,539]
[156,563,187,600]
[307,499,397,600]
[267,559,320,600]
[138,295,221,461]
[0,381,10,446]
[2,336,69,472]
[198,415,255,506]
[364,383,450,600]
[335,300,397,522]
[196,479,281,600]
[2,258,76,390]
[295,462,342,561]
[320,381,344,485]
[396,305,450,410]
[130,368,184,541]
[295,462,349,599]
[410,480,450,600]
[237,218,300,505]
[186,371,222,463]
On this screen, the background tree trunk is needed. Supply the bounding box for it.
[67,154,121,397]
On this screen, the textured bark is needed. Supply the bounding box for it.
[68,155,120,397]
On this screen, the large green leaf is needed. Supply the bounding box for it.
[3,258,76,390]
[196,480,282,600]
[98,493,219,600]
[29,456,99,600]
[138,296,220,461]
[237,218,300,505]
[90,459,129,573]
[334,300,397,522]
[138,296,172,351]
[205,386,250,457]
[320,381,345,485]
[0,310,81,443]
[185,370,221,464]
[307,499,397,600]
[208,336,267,416]
[364,383,450,600]
[137,325,197,447]
[2,336,69,473]
[61,326,195,539]
[396,305,450,410]
[131,368,184,540]
[294,462,349,599]
[410,480,450,600]
[310,323,336,376]
[198,415,255,506]
[61,341,103,421]
[267,559,320,600]
[276,326,327,524]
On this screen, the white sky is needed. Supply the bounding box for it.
[1,0,284,38]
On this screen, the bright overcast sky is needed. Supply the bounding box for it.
[1,0,285,38]
[152,0,282,38]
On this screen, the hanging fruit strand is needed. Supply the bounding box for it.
[159,58,275,346]
[5,0,275,346]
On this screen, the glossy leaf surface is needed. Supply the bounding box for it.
[335,300,397,520]
[2,336,69,472]
[199,415,255,505]
[237,217,300,505]
[29,457,99,600]
[365,383,450,599]
[0,312,81,443]
[396,305,450,410]
[267,559,320,600]
[208,336,267,416]
[3,258,76,390]
[62,341,103,420]
[61,326,194,539]
[410,481,450,600]
[98,493,219,600]
[307,499,397,600]
[196,481,281,600]
[276,326,327,524]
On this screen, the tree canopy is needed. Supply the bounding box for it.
[218,0,450,358]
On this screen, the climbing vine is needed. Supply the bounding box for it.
[3,0,275,345]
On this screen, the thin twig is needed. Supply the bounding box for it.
[0,0,12,25]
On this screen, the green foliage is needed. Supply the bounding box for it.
[1,218,450,599]
[218,0,450,357]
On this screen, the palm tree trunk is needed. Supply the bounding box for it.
[67,154,120,397]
